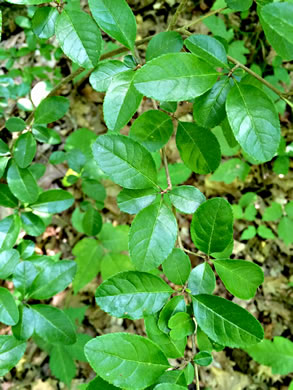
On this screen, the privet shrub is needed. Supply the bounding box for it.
[0,0,293,388]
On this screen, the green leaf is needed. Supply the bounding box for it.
[240,226,256,240]
[17,240,35,260]
[0,287,19,325]
[193,77,233,128]
[101,253,134,281]
[0,157,10,179]
[214,259,264,300]
[193,351,213,366]
[103,70,143,131]
[154,385,187,390]
[0,336,26,376]
[95,271,173,319]
[89,60,129,92]
[129,202,177,271]
[0,183,18,208]
[146,31,183,61]
[185,34,228,68]
[0,249,20,279]
[32,7,58,39]
[263,202,283,221]
[5,0,47,3]
[117,188,157,214]
[29,260,76,300]
[190,198,234,255]
[260,2,293,60]
[55,10,102,68]
[99,223,129,252]
[226,84,280,163]
[32,305,76,345]
[92,134,158,189]
[162,248,191,286]
[169,185,205,214]
[85,333,170,389]
[13,261,38,296]
[158,296,187,334]
[193,294,264,348]
[169,312,195,340]
[130,110,173,152]
[7,160,39,204]
[88,0,136,50]
[34,96,69,124]
[176,122,221,174]
[86,377,120,390]
[257,225,275,239]
[134,53,218,102]
[285,201,293,218]
[144,313,186,358]
[210,158,250,184]
[82,206,103,236]
[278,216,293,246]
[0,215,21,250]
[188,263,216,296]
[245,337,293,376]
[158,163,191,188]
[32,125,61,145]
[225,0,253,11]
[72,238,104,293]
[50,345,76,386]
[12,305,34,341]
[66,333,91,361]
[0,139,10,156]
[6,117,26,132]
[31,189,74,213]
[21,212,45,237]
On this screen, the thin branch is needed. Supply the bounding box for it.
[161,147,172,190]
[177,6,226,32]
[167,0,189,31]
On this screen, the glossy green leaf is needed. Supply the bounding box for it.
[190,198,234,255]
[56,10,102,68]
[85,333,170,389]
[101,253,134,280]
[92,134,158,189]
[21,212,45,237]
[146,31,183,61]
[95,271,173,319]
[6,117,26,132]
[158,163,191,188]
[117,188,157,214]
[0,139,10,156]
[73,238,104,293]
[50,345,76,386]
[82,206,102,236]
[89,60,128,92]
[12,305,34,341]
[0,184,18,208]
[31,189,74,213]
[158,296,187,334]
[193,77,233,128]
[214,259,264,300]
[86,377,120,390]
[188,263,216,296]
[278,216,293,246]
[162,248,191,286]
[17,240,35,260]
[32,305,76,345]
[32,7,58,39]
[225,0,253,11]
[134,53,218,102]
[130,110,173,152]
[193,351,213,366]
[144,313,186,358]
[169,185,205,214]
[260,2,293,60]
[0,157,9,179]
[193,294,264,348]
[185,34,228,68]
[0,287,19,325]
[169,312,195,340]
[29,260,76,300]
[34,96,69,124]
[245,337,293,376]
[0,249,20,279]
[129,202,177,271]
[89,0,136,50]
[226,84,280,163]
[13,261,38,296]
[0,215,21,250]
[104,70,143,131]
[210,158,250,184]
[99,223,129,252]
[154,384,187,390]
[32,125,61,145]
[0,336,26,376]
[7,160,39,204]
[176,122,221,174]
